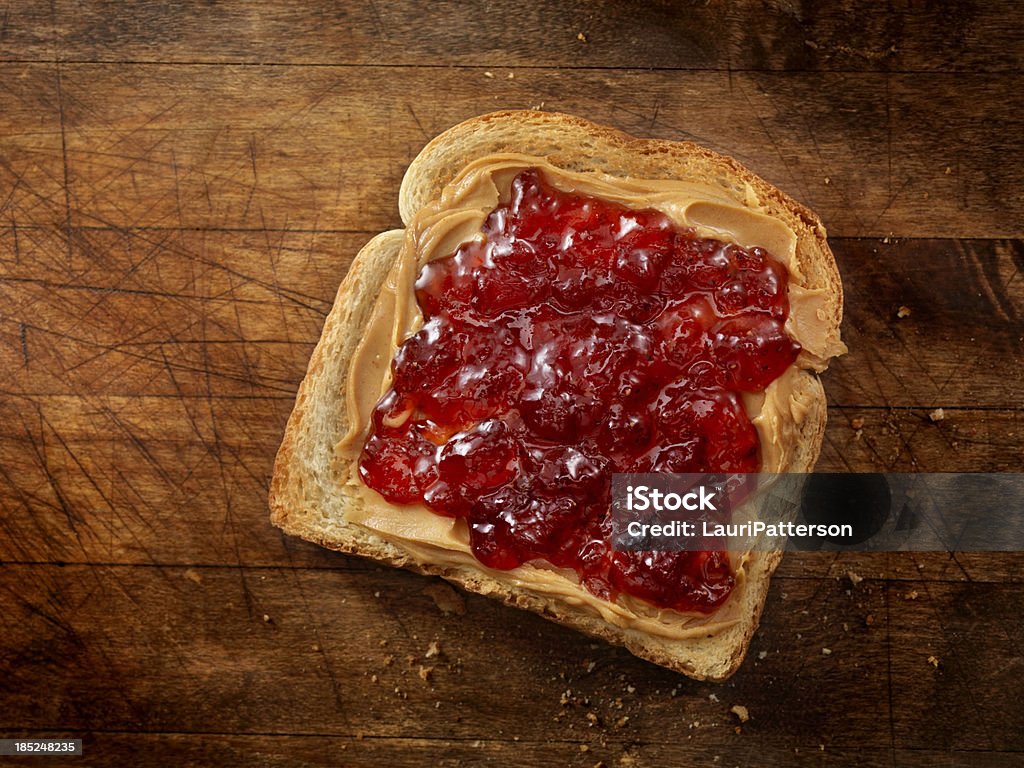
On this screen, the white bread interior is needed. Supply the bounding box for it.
[270,111,844,681]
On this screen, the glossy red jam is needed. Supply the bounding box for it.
[359,169,800,613]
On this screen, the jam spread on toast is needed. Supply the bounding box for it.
[359,169,799,613]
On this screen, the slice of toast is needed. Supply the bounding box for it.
[270,111,844,680]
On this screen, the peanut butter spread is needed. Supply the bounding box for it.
[333,154,843,640]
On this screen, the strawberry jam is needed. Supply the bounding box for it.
[359,169,800,613]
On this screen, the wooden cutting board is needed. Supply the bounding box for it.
[1,2,1022,765]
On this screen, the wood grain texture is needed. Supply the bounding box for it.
[6,1,1016,73]
[0,1,1022,765]
[0,226,1020,571]
[3,229,1021,450]
[828,239,1024,410]
[2,229,1022,404]
[3,393,1023,568]
[9,735,1022,768]
[45,63,1022,238]
[0,65,64,226]
[0,1,55,61]
[2,564,1021,755]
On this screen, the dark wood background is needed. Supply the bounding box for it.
[1,2,1022,766]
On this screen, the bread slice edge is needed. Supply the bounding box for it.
[399,110,843,354]
[272,112,842,680]
[270,246,826,682]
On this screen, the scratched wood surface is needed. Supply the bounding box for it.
[1,3,1022,766]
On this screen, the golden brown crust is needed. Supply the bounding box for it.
[400,111,843,346]
[270,111,844,681]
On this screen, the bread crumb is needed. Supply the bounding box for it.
[824,176,831,185]
[709,693,720,703]
[262,614,272,624]
[373,591,380,598]
[586,712,599,726]
[585,660,597,673]
[580,744,590,752]
[379,639,388,647]
[383,654,394,666]
[865,614,876,626]
[184,568,202,585]
[614,715,630,728]
[821,647,832,656]
[851,417,865,430]
[370,674,378,683]
[734,725,742,734]
[626,684,636,693]
[929,408,945,422]
[730,705,750,723]
[418,665,433,682]
[904,589,920,600]
[423,582,467,615]
[577,32,588,42]
[484,71,494,78]
[758,650,768,660]
[897,305,912,319]
[847,570,864,586]
[928,655,940,668]
[507,72,514,79]
[425,640,441,658]
[311,643,320,652]
[945,166,952,174]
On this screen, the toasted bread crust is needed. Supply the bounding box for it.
[270,111,843,680]
[400,111,842,345]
